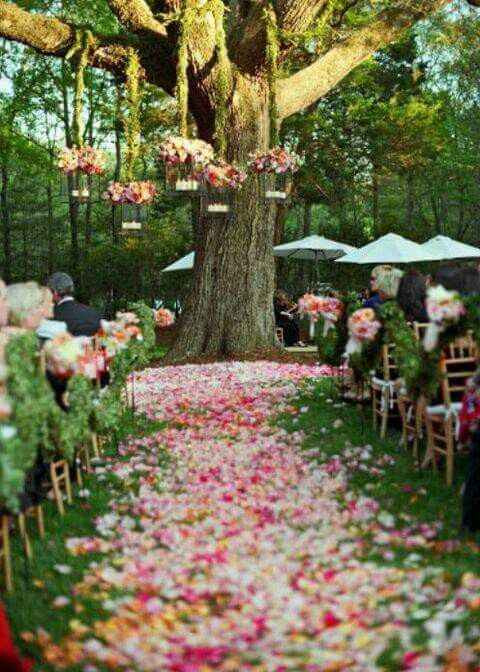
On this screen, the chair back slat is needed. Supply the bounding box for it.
[382,344,398,381]
[413,322,429,341]
[440,349,478,406]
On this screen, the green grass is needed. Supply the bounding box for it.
[4,407,168,670]
[283,377,480,579]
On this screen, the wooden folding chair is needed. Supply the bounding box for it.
[398,393,426,462]
[50,460,73,516]
[424,346,478,485]
[275,328,284,346]
[413,322,429,342]
[0,515,12,592]
[372,344,399,438]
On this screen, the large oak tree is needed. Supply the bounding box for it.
[0,0,477,359]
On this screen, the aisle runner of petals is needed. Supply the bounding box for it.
[40,362,480,671]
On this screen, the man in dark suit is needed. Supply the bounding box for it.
[46,273,104,410]
[47,272,101,336]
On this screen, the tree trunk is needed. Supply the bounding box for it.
[0,166,12,283]
[168,79,276,360]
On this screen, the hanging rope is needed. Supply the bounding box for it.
[213,0,231,158]
[67,29,95,149]
[123,48,142,183]
[264,3,279,147]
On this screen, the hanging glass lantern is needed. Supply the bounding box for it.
[264,172,292,203]
[121,203,147,233]
[201,187,233,218]
[165,164,202,196]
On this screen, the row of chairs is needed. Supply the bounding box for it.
[370,324,477,486]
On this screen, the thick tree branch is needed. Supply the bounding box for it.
[105,0,168,37]
[277,0,452,119]
[276,0,328,33]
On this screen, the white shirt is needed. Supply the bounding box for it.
[57,296,74,306]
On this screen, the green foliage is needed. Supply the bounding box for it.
[67,29,95,148]
[264,2,279,146]
[379,301,440,400]
[176,1,193,138]
[123,49,142,182]
[213,0,231,157]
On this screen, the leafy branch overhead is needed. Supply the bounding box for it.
[0,0,476,127]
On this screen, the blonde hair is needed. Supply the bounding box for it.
[375,266,404,300]
[7,282,44,327]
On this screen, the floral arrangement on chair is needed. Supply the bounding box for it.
[298,294,343,336]
[345,308,382,357]
[103,181,157,205]
[58,146,105,175]
[249,147,301,174]
[154,308,175,328]
[97,312,144,361]
[423,285,466,352]
[158,136,214,166]
[43,334,92,379]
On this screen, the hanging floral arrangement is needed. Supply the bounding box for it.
[250,147,301,203]
[158,136,214,193]
[249,147,301,175]
[103,180,157,205]
[196,161,246,190]
[58,146,105,176]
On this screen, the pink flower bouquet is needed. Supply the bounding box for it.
[103,181,157,205]
[424,285,466,352]
[158,136,214,166]
[154,308,174,328]
[249,147,302,174]
[299,294,344,336]
[58,146,105,175]
[44,334,91,379]
[345,308,382,357]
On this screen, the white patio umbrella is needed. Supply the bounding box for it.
[336,233,441,264]
[421,235,480,260]
[273,234,356,261]
[162,252,195,272]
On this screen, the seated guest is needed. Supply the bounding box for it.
[363,265,394,309]
[6,282,46,331]
[36,286,67,341]
[397,270,428,323]
[434,265,480,297]
[47,272,101,337]
[274,290,304,347]
[365,265,403,310]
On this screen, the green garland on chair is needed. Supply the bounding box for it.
[316,291,361,366]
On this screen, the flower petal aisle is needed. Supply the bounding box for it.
[39,362,479,671]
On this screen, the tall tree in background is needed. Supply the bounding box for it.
[0,0,478,359]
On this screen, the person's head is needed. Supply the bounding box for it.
[433,265,480,297]
[397,270,427,321]
[369,265,393,294]
[7,282,44,329]
[47,272,74,303]
[274,289,289,305]
[433,265,460,292]
[455,267,480,296]
[374,266,404,301]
